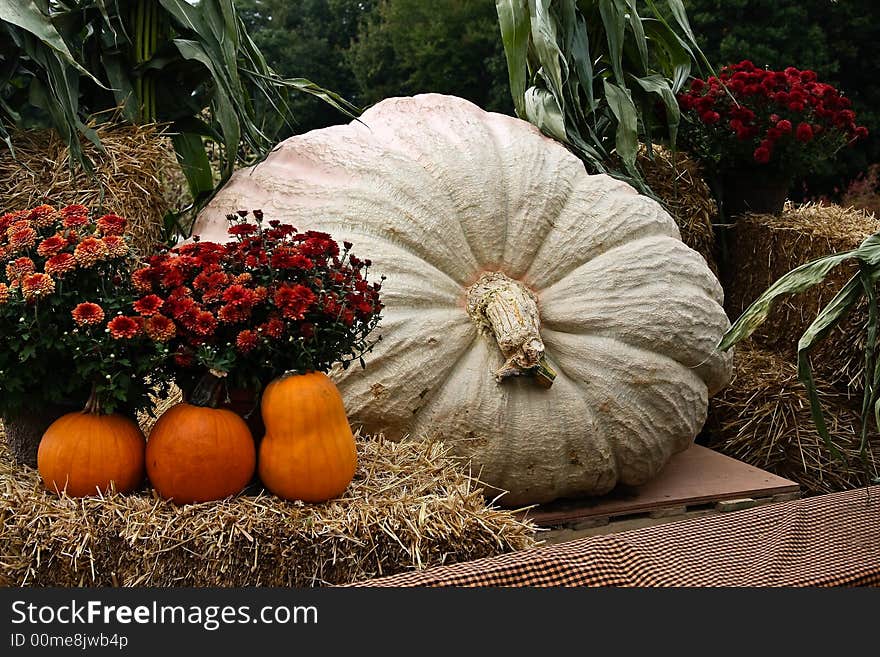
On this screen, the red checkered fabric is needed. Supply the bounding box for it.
[349,486,880,587]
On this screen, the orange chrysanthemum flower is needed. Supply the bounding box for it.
[36,235,67,257]
[28,205,57,229]
[61,204,88,217]
[96,213,127,236]
[107,315,142,340]
[7,225,37,252]
[44,253,76,277]
[132,267,153,293]
[62,213,89,229]
[5,257,35,284]
[71,302,105,327]
[145,314,176,342]
[21,273,55,301]
[101,235,129,258]
[73,237,109,268]
[0,282,8,305]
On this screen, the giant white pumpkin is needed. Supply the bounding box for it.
[194,94,733,506]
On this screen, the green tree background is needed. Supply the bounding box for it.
[236,0,511,138]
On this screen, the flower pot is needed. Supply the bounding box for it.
[2,396,85,468]
[223,387,265,441]
[719,168,792,217]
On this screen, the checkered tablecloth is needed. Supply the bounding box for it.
[350,486,880,587]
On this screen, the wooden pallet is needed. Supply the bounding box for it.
[522,444,800,544]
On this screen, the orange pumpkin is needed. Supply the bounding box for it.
[146,403,256,504]
[258,371,357,502]
[38,412,145,497]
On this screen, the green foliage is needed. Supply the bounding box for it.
[348,0,512,114]
[236,0,374,136]
[683,0,880,197]
[495,0,709,192]
[719,233,880,482]
[0,1,355,238]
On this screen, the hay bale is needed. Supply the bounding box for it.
[705,343,879,495]
[0,427,537,586]
[724,203,880,395]
[0,114,177,255]
[639,145,718,274]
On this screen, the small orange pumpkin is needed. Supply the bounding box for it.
[38,412,145,497]
[146,402,256,504]
[258,371,357,502]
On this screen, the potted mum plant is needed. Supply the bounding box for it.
[136,210,383,504]
[677,61,869,217]
[0,205,171,487]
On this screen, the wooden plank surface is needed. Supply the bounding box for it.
[527,444,799,527]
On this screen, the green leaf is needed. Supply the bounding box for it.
[171,131,214,203]
[495,0,530,118]
[603,79,639,175]
[598,0,626,86]
[523,86,567,144]
[719,249,858,351]
[632,73,680,146]
[0,0,105,87]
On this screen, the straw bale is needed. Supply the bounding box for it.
[705,343,879,495]
[724,203,880,396]
[0,112,177,256]
[639,145,718,274]
[0,422,537,586]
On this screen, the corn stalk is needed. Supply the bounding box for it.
[495,0,709,192]
[719,232,880,483]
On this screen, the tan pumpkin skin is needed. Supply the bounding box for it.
[259,372,357,502]
[146,403,256,504]
[38,412,145,497]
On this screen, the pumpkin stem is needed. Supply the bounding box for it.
[82,384,103,415]
[190,371,227,408]
[466,272,556,388]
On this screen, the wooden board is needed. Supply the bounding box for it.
[526,444,799,529]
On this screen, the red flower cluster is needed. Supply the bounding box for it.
[678,61,868,173]
[133,211,383,386]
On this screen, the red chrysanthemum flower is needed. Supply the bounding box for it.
[36,235,66,257]
[8,225,37,252]
[235,329,259,354]
[101,235,129,258]
[796,122,814,142]
[192,310,218,336]
[753,146,772,164]
[73,237,109,267]
[45,253,76,277]
[133,294,164,316]
[21,273,55,301]
[132,267,155,293]
[274,283,316,320]
[71,302,105,327]
[62,213,89,229]
[228,223,259,237]
[221,284,256,307]
[218,303,252,324]
[261,317,285,339]
[28,205,57,228]
[5,257,35,284]
[61,204,89,217]
[107,315,142,340]
[145,314,176,342]
[173,349,195,368]
[96,213,127,235]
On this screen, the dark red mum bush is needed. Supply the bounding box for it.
[677,61,868,177]
[133,211,383,391]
